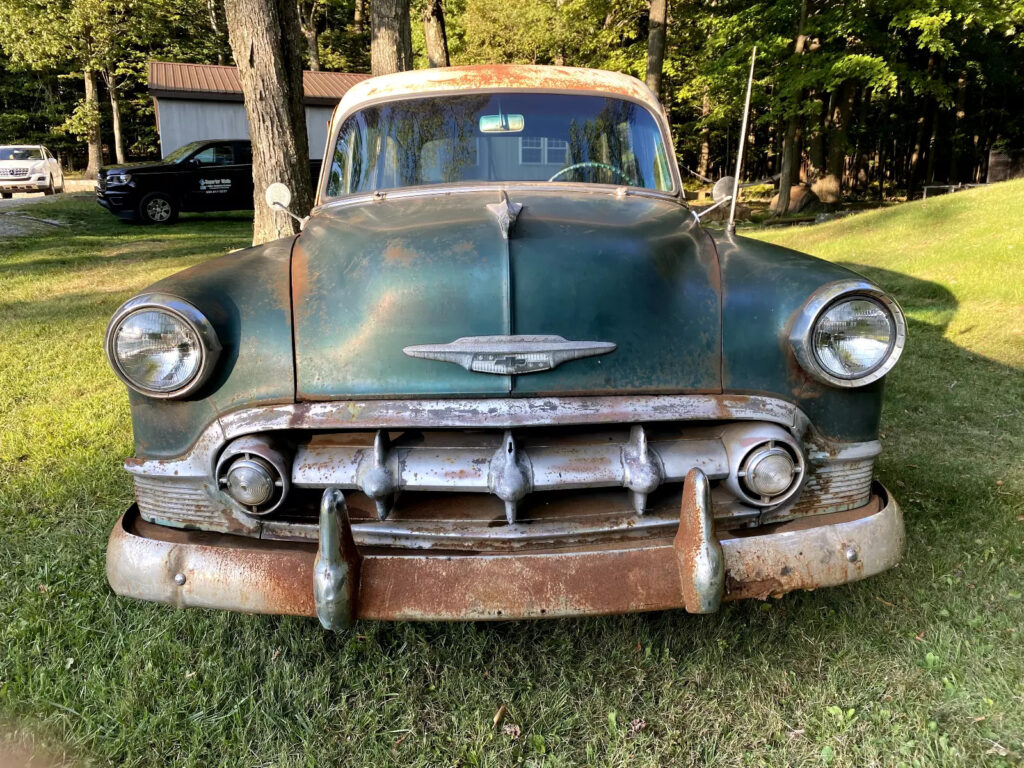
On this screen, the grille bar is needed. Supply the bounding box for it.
[292,426,730,522]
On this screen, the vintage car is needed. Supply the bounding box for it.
[104,65,906,629]
[0,144,65,198]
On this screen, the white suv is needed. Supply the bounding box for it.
[0,145,65,198]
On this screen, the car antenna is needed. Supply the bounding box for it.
[726,45,757,237]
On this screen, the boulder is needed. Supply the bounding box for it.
[769,185,821,215]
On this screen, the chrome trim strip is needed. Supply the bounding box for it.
[124,394,807,480]
[789,280,907,388]
[311,182,684,217]
[104,292,221,400]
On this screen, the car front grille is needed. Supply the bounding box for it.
[131,417,880,552]
[0,167,30,179]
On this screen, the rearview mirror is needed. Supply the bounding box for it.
[712,177,735,203]
[265,182,292,211]
[479,114,525,133]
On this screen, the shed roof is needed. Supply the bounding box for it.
[149,61,368,106]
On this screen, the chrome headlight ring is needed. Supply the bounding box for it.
[105,293,221,399]
[789,279,907,388]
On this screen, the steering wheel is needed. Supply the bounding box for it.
[548,162,633,184]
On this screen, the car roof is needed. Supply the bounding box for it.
[0,144,45,149]
[334,65,663,119]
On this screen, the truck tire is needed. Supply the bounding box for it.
[1,192,11,199]
[44,179,55,196]
[139,193,179,224]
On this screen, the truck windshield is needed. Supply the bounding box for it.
[326,93,674,196]
[162,142,206,163]
[0,147,42,161]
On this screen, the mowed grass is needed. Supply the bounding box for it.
[0,186,1022,767]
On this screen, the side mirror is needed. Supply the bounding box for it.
[265,182,309,230]
[265,182,292,211]
[712,176,735,203]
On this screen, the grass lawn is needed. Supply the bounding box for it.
[1,186,1022,767]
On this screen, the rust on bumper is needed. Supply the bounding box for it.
[106,483,902,622]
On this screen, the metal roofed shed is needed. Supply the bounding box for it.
[148,61,368,160]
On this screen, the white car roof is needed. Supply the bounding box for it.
[334,65,664,122]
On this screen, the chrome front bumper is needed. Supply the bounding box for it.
[107,481,903,624]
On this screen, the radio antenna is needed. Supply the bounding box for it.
[726,46,757,237]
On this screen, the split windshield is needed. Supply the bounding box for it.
[326,93,674,196]
[0,147,42,161]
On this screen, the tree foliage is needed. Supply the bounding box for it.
[0,0,1020,191]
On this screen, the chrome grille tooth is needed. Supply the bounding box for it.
[357,430,395,520]
[488,431,531,525]
[621,425,663,515]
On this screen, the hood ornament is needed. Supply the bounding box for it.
[486,192,523,239]
[403,334,616,375]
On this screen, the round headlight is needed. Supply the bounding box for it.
[106,294,220,398]
[813,297,894,379]
[790,281,906,388]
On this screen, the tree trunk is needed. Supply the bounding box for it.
[806,93,826,182]
[422,0,449,67]
[774,0,809,216]
[825,79,855,182]
[207,0,229,65]
[223,0,313,245]
[644,0,667,97]
[696,91,711,178]
[949,70,967,181]
[83,69,103,180]
[104,69,126,164]
[371,0,413,75]
[298,2,321,70]
[353,0,364,33]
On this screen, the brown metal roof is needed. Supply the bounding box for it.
[149,61,368,106]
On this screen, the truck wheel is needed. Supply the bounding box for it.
[1,192,11,199]
[139,193,178,224]
[44,179,55,196]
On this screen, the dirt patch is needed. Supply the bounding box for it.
[0,195,71,237]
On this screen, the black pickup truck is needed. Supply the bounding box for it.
[97,139,321,224]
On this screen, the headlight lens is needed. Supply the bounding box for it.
[108,172,132,185]
[112,309,203,393]
[812,297,895,379]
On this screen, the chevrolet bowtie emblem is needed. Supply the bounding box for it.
[403,335,616,375]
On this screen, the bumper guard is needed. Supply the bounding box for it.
[107,478,903,625]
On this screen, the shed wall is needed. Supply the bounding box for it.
[156,98,335,159]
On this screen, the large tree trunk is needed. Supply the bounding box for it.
[422,0,449,67]
[774,0,809,216]
[371,0,413,75]
[223,0,312,245]
[644,0,667,97]
[104,69,126,164]
[83,69,103,180]
[298,1,321,70]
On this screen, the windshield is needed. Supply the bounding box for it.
[326,93,674,196]
[0,147,42,161]
[162,141,206,163]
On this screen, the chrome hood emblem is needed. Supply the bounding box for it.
[403,334,616,375]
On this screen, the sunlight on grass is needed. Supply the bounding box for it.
[1,191,1022,767]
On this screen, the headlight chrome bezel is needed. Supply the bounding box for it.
[790,279,906,388]
[105,293,221,399]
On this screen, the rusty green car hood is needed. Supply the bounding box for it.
[292,189,722,399]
